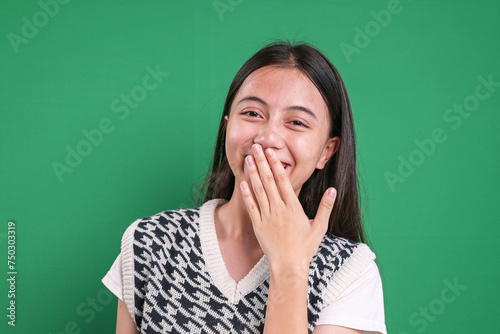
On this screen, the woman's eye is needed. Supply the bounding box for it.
[242,111,260,117]
[290,120,308,128]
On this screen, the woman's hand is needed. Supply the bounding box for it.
[240,143,337,333]
[240,143,337,274]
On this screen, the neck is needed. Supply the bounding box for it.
[215,186,256,239]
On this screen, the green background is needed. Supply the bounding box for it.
[1,0,499,333]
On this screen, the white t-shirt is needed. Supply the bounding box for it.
[102,253,386,333]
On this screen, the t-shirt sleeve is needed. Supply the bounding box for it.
[102,253,124,301]
[316,260,386,334]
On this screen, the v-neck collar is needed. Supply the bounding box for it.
[199,199,270,304]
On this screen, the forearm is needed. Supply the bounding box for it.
[263,266,310,334]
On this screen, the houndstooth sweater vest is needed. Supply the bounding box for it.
[121,199,375,333]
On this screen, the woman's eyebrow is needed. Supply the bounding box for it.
[237,96,268,106]
[285,105,317,119]
[237,96,317,119]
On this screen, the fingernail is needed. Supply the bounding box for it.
[246,155,255,165]
[253,144,262,153]
[328,188,336,197]
[265,148,274,157]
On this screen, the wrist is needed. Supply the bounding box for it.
[269,261,310,283]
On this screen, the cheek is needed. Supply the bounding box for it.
[226,119,257,147]
[225,121,253,170]
[226,124,245,152]
[288,135,328,170]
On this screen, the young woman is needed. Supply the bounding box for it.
[102,42,386,334]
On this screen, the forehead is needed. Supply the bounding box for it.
[233,66,328,118]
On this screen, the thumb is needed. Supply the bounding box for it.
[312,188,337,233]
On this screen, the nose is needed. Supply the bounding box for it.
[253,122,285,150]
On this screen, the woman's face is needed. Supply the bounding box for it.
[225,66,339,196]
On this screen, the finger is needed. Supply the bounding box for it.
[264,147,296,204]
[312,188,337,234]
[240,181,262,225]
[245,154,270,214]
[251,144,282,205]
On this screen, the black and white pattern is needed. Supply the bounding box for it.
[120,199,372,334]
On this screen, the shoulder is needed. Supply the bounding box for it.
[119,205,203,319]
[138,206,201,232]
[317,234,362,256]
[310,234,377,303]
[317,260,386,333]
[120,199,226,253]
[307,235,378,329]
[315,234,377,306]
[121,206,201,246]
[315,234,375,269]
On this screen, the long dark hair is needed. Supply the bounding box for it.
[199,41,366,243]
